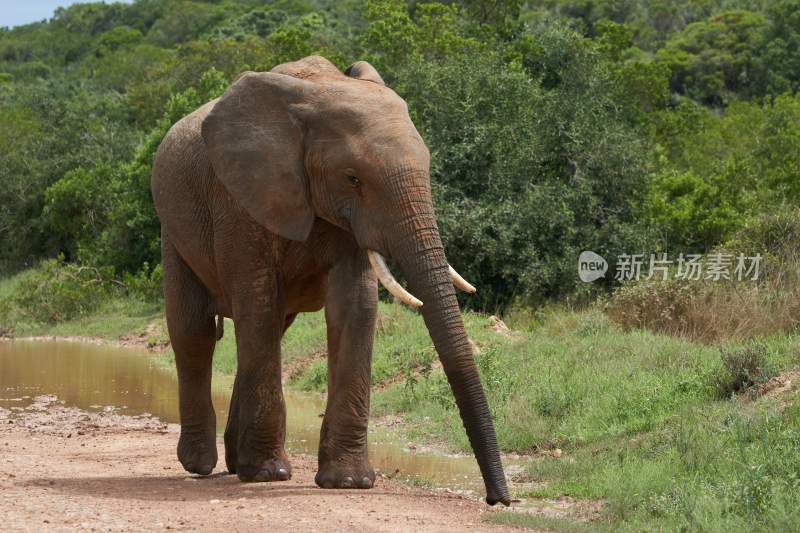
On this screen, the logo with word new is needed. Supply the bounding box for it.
[578,251,608,282]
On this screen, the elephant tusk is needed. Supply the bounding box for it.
[449,265,477,294]
[367,250,423,308]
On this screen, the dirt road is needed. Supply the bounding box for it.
[0,396,521,532]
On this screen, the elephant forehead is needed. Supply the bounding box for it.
[310,116,428,163]
[317,80,408,117]
[313,100,416,146]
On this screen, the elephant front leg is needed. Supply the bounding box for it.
[316,251,378,489]
[231,289,292,482]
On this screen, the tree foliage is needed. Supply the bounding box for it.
[0,0,798,308]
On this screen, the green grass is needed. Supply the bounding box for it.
[360,308,800,531]
[280,301,800,530]
[21,298,163,339]
[274,302,800,531]
[291,301,438,391]
[163,312,329,375]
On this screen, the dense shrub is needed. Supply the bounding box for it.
[0,79,138,271]
[42,68,228,273]
[121,262,163,302]
[397,26,654,308]
[647,96,800,252]
[0,257,163,329]
[0,256,118,324]
[725,207,800,280]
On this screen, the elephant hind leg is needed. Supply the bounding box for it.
[224,312,296,476]
[162,235,218,476]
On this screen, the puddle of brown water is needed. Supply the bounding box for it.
[0,339,484,495]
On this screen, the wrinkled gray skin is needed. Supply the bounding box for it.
[150,56,510,505]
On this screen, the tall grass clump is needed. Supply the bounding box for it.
[713,342,777,398]
[606,209,800,343]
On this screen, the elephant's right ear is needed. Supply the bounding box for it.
[202,72,317,242]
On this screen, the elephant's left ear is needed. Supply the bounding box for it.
[344,61,385,85]
[202,71,317,242]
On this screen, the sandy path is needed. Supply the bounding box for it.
[0,398,521,532]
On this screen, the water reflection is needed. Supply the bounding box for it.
[0,340,484,493]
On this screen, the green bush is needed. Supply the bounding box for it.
[0,258,163,330]
[645,169,751,251]
[121,262,163,302]
[724,207,800,281]
[2,256,117,324]
[42,68,229,274]
[397,26,653,307]
[647,96,800,253]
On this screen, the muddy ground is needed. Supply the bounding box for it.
[0,396,523,532]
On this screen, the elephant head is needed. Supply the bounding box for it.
[201,56,510,506]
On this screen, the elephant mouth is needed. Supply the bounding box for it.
[366,250,476,308]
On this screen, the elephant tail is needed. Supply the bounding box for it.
[216,315,224,340]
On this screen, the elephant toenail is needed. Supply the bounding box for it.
[361,476,372,488]
[341,476,354,488]
[277,468,289,480]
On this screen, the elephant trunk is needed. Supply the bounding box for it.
[389,214,510,506]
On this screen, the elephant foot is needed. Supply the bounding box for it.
[177,429,218,476]
[237,453,292,482]
[315,459,375,489]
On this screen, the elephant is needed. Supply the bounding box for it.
[150,55,510,506]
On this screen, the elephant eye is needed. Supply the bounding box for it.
[347,175,360,187]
